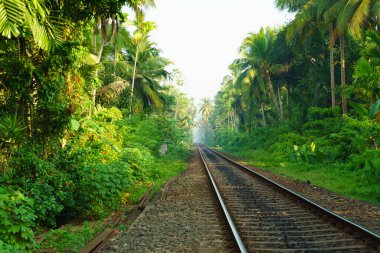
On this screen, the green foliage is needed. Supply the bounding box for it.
[0,187,36,252]
[78,162,132,217]
[209,105,380,204]
[0,114,26,145]
[122,145,154,181]
[39,221,103,253]
[121,116,163,152]
[0,0,195,249]
[350,150,380,185]
[8,148,78,227]
[369,100,380,119]
[290,142,336,163]
[331,116,380,160]
[306,107,341,121]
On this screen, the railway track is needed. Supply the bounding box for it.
[198,145,380,252]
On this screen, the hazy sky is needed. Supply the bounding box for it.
[145,1,294,104]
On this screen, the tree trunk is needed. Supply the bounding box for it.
[174,99,178,120]
[89,89,96,116]
[29,98,33,137]
[339,35,347,114]
[129,49,139,118]
[18,35,26,58]
[267,74,280,118]
[330,45,336,108]
[114,45,118,77]
[277,84,284,120]
[93,34,97,52]
[97,38,105,63]
[286,83,289,118]
[329,27,336,108]
[260,103,267,127]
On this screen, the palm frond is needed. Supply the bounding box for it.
[98,80,129,103]
[0,0,25,38]
[343,0,370,35]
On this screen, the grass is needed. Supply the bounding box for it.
[128,151,189,203]
[36,150,189,252]
[37,221,104,253]
[221,147,380,206]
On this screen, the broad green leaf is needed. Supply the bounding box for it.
[349,102,368,118]
[70,119,80,131]
[310,142,316,152]
[369,100,380,119]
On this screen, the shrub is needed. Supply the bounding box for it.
[8,148,77,227]
[120,116,162,153]
[307,106,341,122]
[0,187,36,251]
[121,145,155,181]
[350,149,380,185]
[331,117,380,160]
[289,142,336,163]
[78,161,132,217]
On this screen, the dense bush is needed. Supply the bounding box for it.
[0,187,36,251]
[209,108,380,190]
[121,145,155,181]
[331,117,380,160]
[7,148,78,227]
[78,162,132,217]
[350,149,380,185]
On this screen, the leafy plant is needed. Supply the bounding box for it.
[349,100,380,120]
[0,187,36,251]
[350,150,380,185]
[121,144,155,181]
[0,114,26,145]
[39,221,103,253]
[78,161,132,217]
[290,142,335,163]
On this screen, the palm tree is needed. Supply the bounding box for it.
[129,17,157,116]
[199,98,213,124]
[327,0,380,112]
[335,0,380,35]
[232,59,268,127]
[241,28,282,119]
[97,25,170,114]
[275,0,308,12]
[286,3,338,108]
[287,0,379,113]
[92,0,155,64]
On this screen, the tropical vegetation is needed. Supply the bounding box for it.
[199,0,380,204]
[0,0,195,251]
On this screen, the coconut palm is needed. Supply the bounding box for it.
[334,0,380,35]
[275,0,308,12]
[241,28,282,119]
[231,58,268,127]
[199,98,213,124]
[121,40,171,113]
[91,0,155,63]
[286,4,338,108]
[287,0,379,113]
[129,18,157,116]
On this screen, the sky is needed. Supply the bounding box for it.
[145,0,294,104]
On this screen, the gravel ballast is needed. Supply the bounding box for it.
[102,151,235,252]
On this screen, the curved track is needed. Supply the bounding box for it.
[198,145,380,252]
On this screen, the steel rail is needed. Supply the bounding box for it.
[204,145,380,247]
[197,145,248,253]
